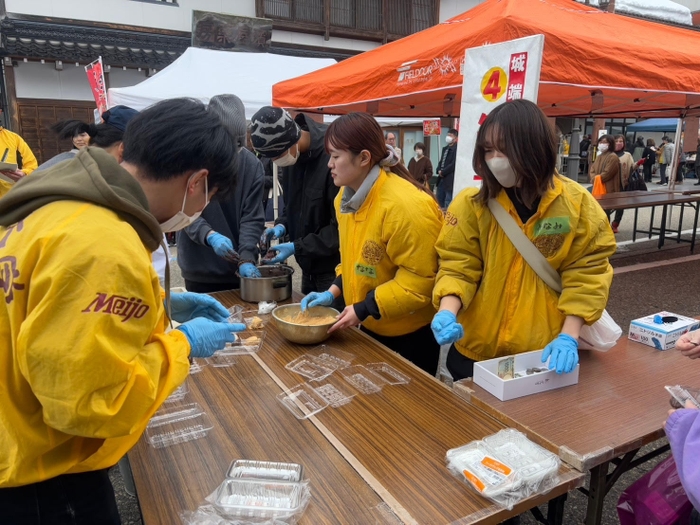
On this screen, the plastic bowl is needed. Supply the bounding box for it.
[272,304,339,345]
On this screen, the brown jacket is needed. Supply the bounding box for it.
[591,152,620,193]
[407,155,434,185]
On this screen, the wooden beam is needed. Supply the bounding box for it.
[4,63,19,133]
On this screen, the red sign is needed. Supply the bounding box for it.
[506,52,528,101]
[85,57,108,121]
[423,119,441,136]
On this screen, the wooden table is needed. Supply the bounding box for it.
[128,291,583,524]
[595,191,700,251]
[453,337,700,525]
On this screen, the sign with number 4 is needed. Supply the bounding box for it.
[454,35,544,195]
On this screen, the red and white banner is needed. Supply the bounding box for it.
[454,35,544,195]
[85,57,108,122]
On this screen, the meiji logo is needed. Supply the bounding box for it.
[82,293,150,322]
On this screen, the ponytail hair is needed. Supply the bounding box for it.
[325,112,435,199]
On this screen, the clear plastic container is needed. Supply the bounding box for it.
[277,383,329,419]
[242,312,270,330]
[227,305,244,323]
[666,385,700,409]
[446,442,518,499]
[207,353,238,368]
[286,355,335,381]
[482,429,560,482]
[226,460,303,482]
[147,403,213,448]
[212,478,310,520]
[311,374,356,408]
[307,345,355,370]
[163,381,188,403]
[189,359,207,375]
[222,331,265,355]
[366,362,411,385]
[339,365,389,394]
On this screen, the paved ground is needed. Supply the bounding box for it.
[112,179,700,524]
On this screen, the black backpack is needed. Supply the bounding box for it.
[626,168,647,191]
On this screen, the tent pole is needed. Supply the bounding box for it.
[667,118,683,229]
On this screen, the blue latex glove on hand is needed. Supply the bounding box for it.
[300,291,335,312]
[239,262,261,278]
[430,310,464,345]
[541,333,579,374]
[263,242,295,264]
[176,318,246,358]
[207,232,239,262]
[170,292,230,323]
[260,224,286,248]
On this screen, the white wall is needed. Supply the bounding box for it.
[14,60,145,100]
[674,0,700,11]
[438,0,484,22]
[6,0,379,52]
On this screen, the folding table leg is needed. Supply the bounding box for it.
[649,206,655,239]
[678,203,686,243]
[658,205,668,249]
[692,202,700,253]
[633,207,639,242]
[584,463,608,525]
[546,493,567,525]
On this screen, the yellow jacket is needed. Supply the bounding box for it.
[0,128,38,198]
[0,200,190,487]
[336,169,442,337]
[433,176,616,361]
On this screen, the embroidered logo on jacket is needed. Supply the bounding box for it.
[361,240,385,265]
[0,221,26,304]
[82,293,150,322]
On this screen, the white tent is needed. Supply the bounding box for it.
[108,47,336,119]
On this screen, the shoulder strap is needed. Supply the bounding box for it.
[487,199,563,294]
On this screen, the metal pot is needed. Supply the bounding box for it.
[272,304,340,345]
[239,264,294,303]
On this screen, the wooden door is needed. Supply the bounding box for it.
[17,99,96,165]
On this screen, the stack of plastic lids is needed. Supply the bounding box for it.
[146,403,213,449]
[446,429,560,510]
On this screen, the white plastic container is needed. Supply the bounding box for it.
[473,350,578,401]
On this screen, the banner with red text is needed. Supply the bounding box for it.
[85,57,108,122]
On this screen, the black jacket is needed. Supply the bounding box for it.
[177,148,265,285]
[276,114,340,276]
[436,143,457,192]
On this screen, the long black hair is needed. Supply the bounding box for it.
[49,119,95,142]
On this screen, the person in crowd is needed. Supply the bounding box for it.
[300,113,443,375]
[251,107,341,305]
[625,135,635,154]
[667,334,700,523]
[590,134,621,222]
[0,98,246,523]
[177,94,265,292]
[384,131,402,163]
[579,134,591,176]
[407,141,433,187]
[436,128,458,209]
[632,136,646,163]
[658,136,675,185]
[431,100,616,381]
[642,138,657,183]
[610,134,636,233]
[0,120,38,198]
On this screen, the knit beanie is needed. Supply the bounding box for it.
[209,94,247,149]
[249,106,301,158]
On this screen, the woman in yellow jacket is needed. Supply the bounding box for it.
[300,113,443,374]
[431,100,617,380]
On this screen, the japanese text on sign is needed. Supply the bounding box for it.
[506,52,528,101]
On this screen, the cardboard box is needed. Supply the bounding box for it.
[628,311,700,351]
[473,350,579,401]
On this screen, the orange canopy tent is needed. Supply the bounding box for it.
[273,0,700,118]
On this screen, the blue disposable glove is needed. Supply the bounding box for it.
[176,318,246,358]
[541,333,579,374]
[239,262,261,278]
[207,232,239,262]
[430,310,464,345]
[263,242,295,264]
[170,292,230,323]
[260,224,286,249]
[300,290,335,312]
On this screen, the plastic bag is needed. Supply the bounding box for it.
[592,175,607,197]
[617,456,693,525]
[578,309,622,352]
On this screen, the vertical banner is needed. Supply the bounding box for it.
[85,57,108,122]
[453,35,544,196]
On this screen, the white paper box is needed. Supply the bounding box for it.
[473,350,579,401]
[628,311,700,351]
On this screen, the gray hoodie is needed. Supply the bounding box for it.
[176,147,265,285]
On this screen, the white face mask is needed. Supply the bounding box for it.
[445,136,454,144]
[159,173,209,233]
[598,143,609,153]
[486,156,517,188]
[274,144,299,168]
